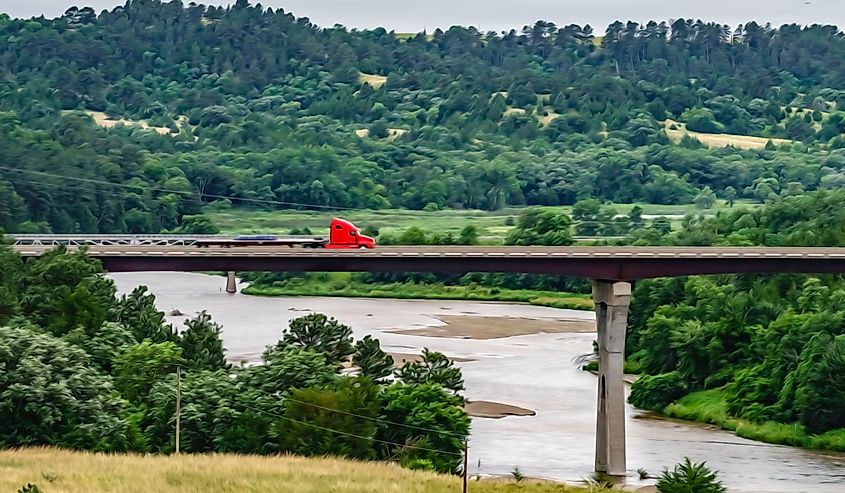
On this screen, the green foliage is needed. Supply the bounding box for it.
[19,247,116,337]
[113,286,177,344]
[378,383,470,474]
[63,321,137,373]
[17,484,43,493]
[244,273,592,310]
[144,369,242,453]
[656,458,725,493]
[179,311,228,371]
[241,346,338,397]
[626,190,845,447]
[0,325,130,451]
[794,334,845,434]
[628,372,689,411]
[275,313,355,368]
[458,225,480,245]
[682,108,724,133]
[353,335,394,381]
[572,199,621,236]
[1,4,845,233]
[277,378,380,460]
[506,208,573,245]
[395,348,465,395]
[0,240,469,469]
[113,341,183,404]
[171,215,219,234]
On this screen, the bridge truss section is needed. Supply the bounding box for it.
[7,235,210,247]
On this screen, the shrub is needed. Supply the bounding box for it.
[656,457,725,493]
[629,371,688,411]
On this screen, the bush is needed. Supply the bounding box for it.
[0,325,131,451]
[656,457,725,493]
[377,383,469,474]
[629,371,689,411]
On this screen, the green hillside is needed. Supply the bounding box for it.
[2,2,845,233]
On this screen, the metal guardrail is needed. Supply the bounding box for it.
[6,234,324,247]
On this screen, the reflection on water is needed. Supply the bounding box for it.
[111,272,845,492]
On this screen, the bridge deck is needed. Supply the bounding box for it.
[12,245,845,280]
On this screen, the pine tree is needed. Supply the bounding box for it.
[180,311,228,371]
[353,336,394,381]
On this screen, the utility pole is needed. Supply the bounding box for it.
[462,441,468,493]
[175,365,181,454]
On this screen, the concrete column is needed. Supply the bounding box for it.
[591,280,632,477]
[225,271,238,294]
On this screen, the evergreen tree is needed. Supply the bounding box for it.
[180,311,228,371]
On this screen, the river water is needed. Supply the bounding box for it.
[111,272,845,492]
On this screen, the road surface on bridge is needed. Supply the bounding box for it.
[12,245,845,280]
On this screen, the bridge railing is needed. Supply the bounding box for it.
[5,234,325,247]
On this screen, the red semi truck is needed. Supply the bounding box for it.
[194,217,376,249]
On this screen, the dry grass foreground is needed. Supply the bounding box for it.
[0,447,590,493]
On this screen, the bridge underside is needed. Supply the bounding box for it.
[95,253,845,281]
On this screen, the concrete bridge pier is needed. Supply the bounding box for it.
[225,271,238,294]
[591,280,632,477]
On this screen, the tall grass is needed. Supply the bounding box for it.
[663,389,845,452]
[0,447,588,493]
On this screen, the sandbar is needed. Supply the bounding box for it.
[465,400,536,419]
[390,315,595,340]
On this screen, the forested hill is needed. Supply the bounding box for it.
[2,0,845,232]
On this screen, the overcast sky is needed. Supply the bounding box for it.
[3,1,843,32]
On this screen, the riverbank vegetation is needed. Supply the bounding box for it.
[242,272,593,311]
[0,243,470,474]
[3,1,845,234]
[662,389,845,451]
[626,189,845,452]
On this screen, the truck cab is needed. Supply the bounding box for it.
[327,217,376,249]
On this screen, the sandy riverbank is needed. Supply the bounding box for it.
[390,315,595,339]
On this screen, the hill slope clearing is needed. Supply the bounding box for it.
[663,119,792,150]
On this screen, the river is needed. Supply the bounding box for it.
[111,272,845,492]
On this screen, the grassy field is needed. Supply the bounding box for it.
[0,448,592,493]
[242,273,594,311]
[207,202,742,243]
[663,389,845,452]
[358,72,387,88]
[663,119,793,150]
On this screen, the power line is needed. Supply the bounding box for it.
[283,396,466,439]
[0,166,356,211]
[4,176,117,197]
[236,401,465,457]
[2,167,686,226]
[166,364,465,457]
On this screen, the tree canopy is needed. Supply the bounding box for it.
[2,2,845,232]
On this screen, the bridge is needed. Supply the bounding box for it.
[12,239,845,477]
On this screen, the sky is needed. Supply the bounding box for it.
[3,0,843,32]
